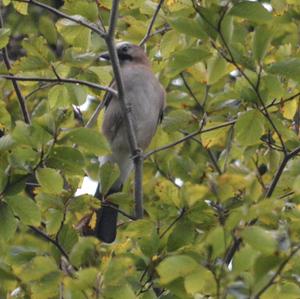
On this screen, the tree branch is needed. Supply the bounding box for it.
[266,145,300,198]
[17,0,106,38]
[105,0,144,219]
[0,75,117,95]
[139,0,165,46]
[144,120,236,159]
[0,11,31,124]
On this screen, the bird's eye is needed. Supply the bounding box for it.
[122,45,129,52]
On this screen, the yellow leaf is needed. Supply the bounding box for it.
[282,99,298,120]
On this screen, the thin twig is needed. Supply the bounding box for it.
[159,208,186,239]
[180,72,204,111]
[29,225,73,265]
[139,0,165,46]
[266,145,300,198]
[0,75,117,95]
[25,82,57,99]
[0,11,31,124]
[17,0,106,38]
[144,120,235,159]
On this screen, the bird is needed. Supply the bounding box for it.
[95,42,166,243]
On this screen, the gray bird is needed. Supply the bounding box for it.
[96,42,166,243]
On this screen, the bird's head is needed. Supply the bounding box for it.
[100,42,150,66]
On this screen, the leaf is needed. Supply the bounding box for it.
[184,266,216,295]
[169,17,207,39]
[56,18,91,50]
[99,162,120,195]
[12,1,28,15]
[235,110,265,146]
[267,58,300,82]
[47,146,85,175]
[6,194,41,226]
[167,48,211,77]
[0,202,17,241]
[0,28,10,49]
[36,168,64,194]
[229,2,273,23]
[163,110,196,133]
[39,16,57,45]
[157,255,198,284]
[253,25,273,62]
[207,55,227,84]
[242,226,277,254]
[64,128,109,156]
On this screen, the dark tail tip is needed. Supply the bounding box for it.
[95,204,119,243]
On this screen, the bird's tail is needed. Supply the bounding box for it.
[95,202,119,243]
[94,183,122,243]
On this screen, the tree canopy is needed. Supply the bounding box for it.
[1,0,300,298]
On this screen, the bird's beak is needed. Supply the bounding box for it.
[99,51,110,61]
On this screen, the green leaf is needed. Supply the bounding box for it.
[64,128,109,156]
[207,55,227,84]
[157,255,198,284]
[12,1,28,15]
[56,18,91,50]
[70,238,96,267]
[267,58,300,82]
[184,266,216,295]
[235,110,265,146]
[242,226,277,254]
[0,28,10,49]
[0,202,17,241]
[100,162,120,195]
[48,85,70,108]
[39,16,57,45]
[36,168,64,194]
[163,110,196,133]
[62,1,99,22]
[6,194,41,226]
[229,2,273,23]
[167,220,194,251]
[18,256,58,283]
[47,146,85,175]
[169,17,207,39]
[167,48,211,77]
[253,25,273,62]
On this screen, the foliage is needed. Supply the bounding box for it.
[1,0,300,298]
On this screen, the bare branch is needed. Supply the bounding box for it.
[139,0,165,46]
[144,120,236,159]
[0,75,117,95]
[105,0,144,219]
[0,11,31,124]
[17,0,106,38]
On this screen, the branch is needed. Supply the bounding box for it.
[28,225,76,269]
[253,244,300,298]
[139,0,165,46]
[144,120,236,159]
[0,75,117,95]
[0,12,31,124]
[180,72,204,112]
[266,145,300,198]
[17,0,106,38]
[105,0,144,219]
